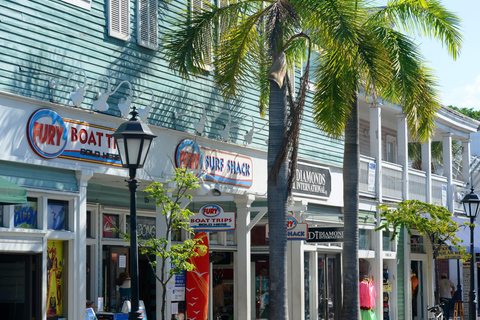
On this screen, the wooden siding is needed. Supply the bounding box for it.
[0,0,344,167]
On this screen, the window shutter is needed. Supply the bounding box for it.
[137,0,158,50]
[108,0,131,41]
[191,0,213,68]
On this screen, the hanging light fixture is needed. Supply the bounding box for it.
[49,68,88,107]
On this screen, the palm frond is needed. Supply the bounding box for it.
[373,26,440,142]
[370,0,462,59]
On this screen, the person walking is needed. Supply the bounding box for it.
[439,273,455,319]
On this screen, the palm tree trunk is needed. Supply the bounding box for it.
[341,93,360,320]
[268,80,289,320]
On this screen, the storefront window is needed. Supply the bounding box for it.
[410,235,424,253]
[103,214,120,238]
[87,211,93,238]
[0,205,3,227]
[383,231,395,251]
[209,232,219,245]
[47,240,67,319]
[304,252,311,320]
[14,197,38,229]
[226,230,235,245]
[359,229,371,250]
[254,262,269,319]
[47,199,68,231]
[126,216,156,240]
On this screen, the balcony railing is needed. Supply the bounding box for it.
[382,162,403,201]
[431,174,447,207]
[408,169,427,202]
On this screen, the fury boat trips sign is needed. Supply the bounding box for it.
[190,204,236,232]
[27,109,121,166]
[175,139,253,187]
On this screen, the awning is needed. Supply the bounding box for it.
[0,177,27,205]
[450,215,480,253]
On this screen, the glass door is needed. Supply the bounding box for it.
[318,254,340,320]
[211,251,234,320]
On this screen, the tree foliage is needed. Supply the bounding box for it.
[449,105,480,121]
[124,167,207,320]
[376,200,467,302]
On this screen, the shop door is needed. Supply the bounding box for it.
[211,251,234,320]
[318,254,340,320]
[0,253,41,320]
[103,246,129,312]
[411,260,425,320]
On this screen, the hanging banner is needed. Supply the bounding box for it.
[47,240,65,318]
[186,232,209,320]
[368,162,376,192]
[189,204,236,232]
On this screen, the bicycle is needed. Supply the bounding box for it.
[427,303,444,320]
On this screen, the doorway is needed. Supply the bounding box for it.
[318,254,341,320]
[0,253,41,320]
[211,251,234,320]
[411,260,425,320]
[102,246,156,319]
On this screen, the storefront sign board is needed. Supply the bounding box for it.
[307,227,344,243]
[292,164,331,197]
[437,245,465,260]
[26,109,121,166]
[265,215,308,240]
[175,139,253,187]
[189,204,236,232]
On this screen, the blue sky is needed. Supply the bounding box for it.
[377,1,480,110]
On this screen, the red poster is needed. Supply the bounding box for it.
[186,232,209,320]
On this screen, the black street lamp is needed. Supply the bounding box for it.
[461,187,480,320]
[113,107,156,320]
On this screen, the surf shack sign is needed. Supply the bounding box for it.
[293,164,331,197]
[175,139,253,187]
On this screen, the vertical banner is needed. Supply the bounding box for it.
[463,261,471,319]
[47,240,65,318]
[186,232,209,320]
[368,162,376,192]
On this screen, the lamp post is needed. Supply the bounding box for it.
[461,187,480,320]
[113,107,156,320]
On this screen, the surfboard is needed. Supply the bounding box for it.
[186,232,209,320]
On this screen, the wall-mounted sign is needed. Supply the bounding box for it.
[307,227,344,243]
[27,109,121,166]
[265,215,308,240]
[437,245,465,260]
[293,164,331,197]
[189,204,236,232]
[175,139,253,187]
[368,162,376,192]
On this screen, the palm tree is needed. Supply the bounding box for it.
[162,0,462,319]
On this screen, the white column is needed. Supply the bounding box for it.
[235,194,255,320]
[370,103,382,200]
[396,114,409,200]
[75,169,93,320]
[462,139,471,184]
[421,139,432,203]
[443,133,453,211]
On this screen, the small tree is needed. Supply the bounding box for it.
[124,167,207,320]
[376,200,467,303]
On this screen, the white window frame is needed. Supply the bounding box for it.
[191,0,214,71]
[137,0,158,50]
[386,134,397,163]
[60,0,92,10]
[108,0,131,41]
